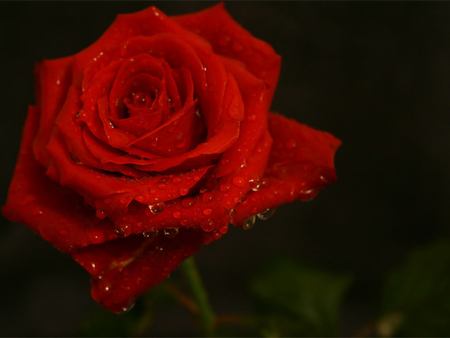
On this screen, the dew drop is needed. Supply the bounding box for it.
[257,209,275,220]
[247,114,257,121]
[120,302,135,314]
[179,187,189,196]
[220,183,231,192]
[164,228,179,238]
[148,202,165,214]
[181,197,195,209]
[157,183,167,190]
[200,218,215,232]
[285,139,297,150]
[172,211,181,219]
[115,227,126,237]
[260,177,271,189]
[136,222,143,228]
[87,231,104,244]
[243,216,256,230]
[203,208,213,216]
[172,176,182,185]
[143,230,158,239]
[202,192,214,203]
[229,209,236,223]
[249,178,261,192]
[96,209,106,219]
[180,218,188,226]
[32,209,44,216]
[232,176,246,188]
[219,224,228,234]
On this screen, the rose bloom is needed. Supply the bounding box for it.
[2,4,340,313]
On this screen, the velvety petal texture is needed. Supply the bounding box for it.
[2,4,340,313]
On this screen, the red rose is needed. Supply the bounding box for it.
[2,4,340,313]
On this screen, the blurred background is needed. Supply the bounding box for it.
[1,1,450,336]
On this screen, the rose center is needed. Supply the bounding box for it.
[131,91,153,108]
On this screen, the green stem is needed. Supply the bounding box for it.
[180,257,216,336]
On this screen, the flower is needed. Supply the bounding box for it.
[2,4,340,313]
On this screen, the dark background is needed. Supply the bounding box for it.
[1,1,450,336]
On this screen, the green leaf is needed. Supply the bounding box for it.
[380,239,450,336]
[250,257,353,336]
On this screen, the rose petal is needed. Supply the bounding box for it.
[71,229,214,313]
[32,57,74,167]
[233,113,341,224]
[173,3,281,102]
[109,131,272,236]
[2,106,119,253]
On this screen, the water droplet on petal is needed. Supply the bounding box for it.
[220,183,232,192]
[229,209,236,223]
[257,209,275,220]
[181,197,195,209]
[148,202,165,214]
[285,139,297,150]
[179,187,189,196]
[172,176,182,185]
[247,114,257,121]
[200,219,215,232]
[249,178,261,192]
[243,216,256,230]
[232,176,246,188]
[260,177,271,189]
[172,211,181,219]
[164,228,179,238]
[96,209,106,219]
[115,227,126,237]
[120,302,135,314]
[203,208,213,216]
[219,224,228,234]
[202,192,214,203]
[143,230,158,239]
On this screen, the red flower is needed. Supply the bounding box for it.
[2,4,340,313]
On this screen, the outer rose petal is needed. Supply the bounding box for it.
[2,106,118,253]
[233,113,341,225]
[172,3,281,102]
[71,229,211,313]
